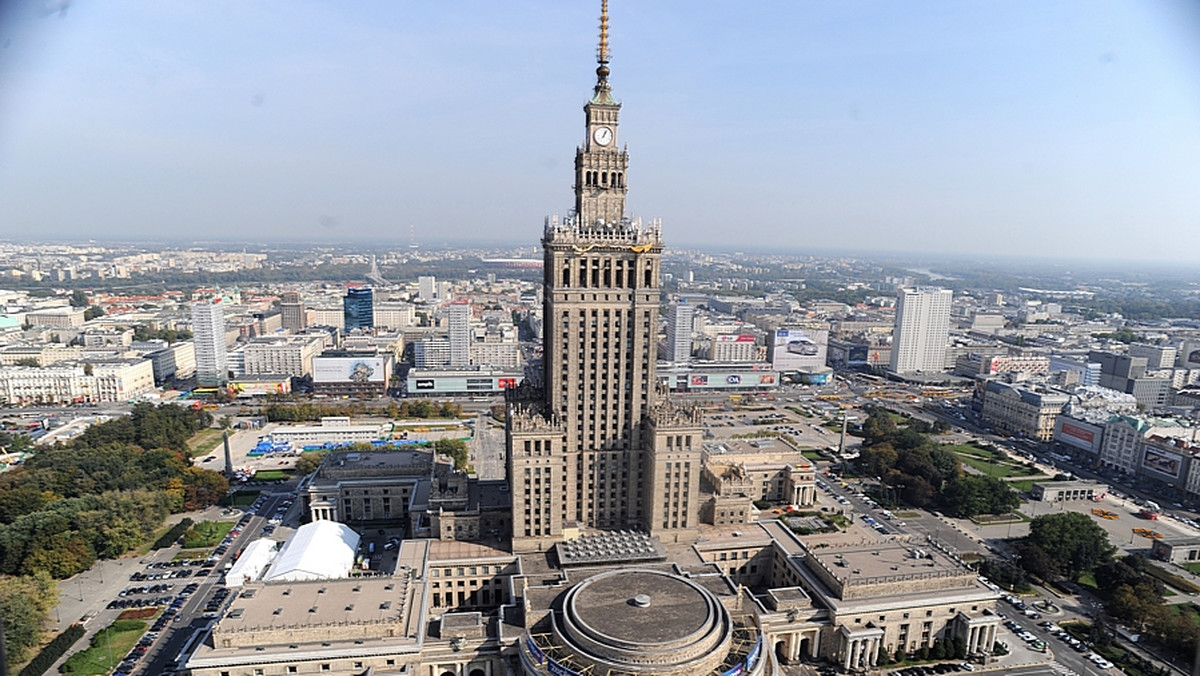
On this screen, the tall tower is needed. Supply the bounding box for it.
[889,286,953,374]
[447,301,471,367]
[343,287,374,331]
[507,1,703,552]
[191,300,228,386]
[665,302,694,363]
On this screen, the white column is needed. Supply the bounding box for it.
[869,638,878,666]
[842,637,853,671]
[968,626,977,653]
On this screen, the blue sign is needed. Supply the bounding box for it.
[526,635,545,664]
[745,634,763,669]
[547,658,582,676]
[720,665,744,676]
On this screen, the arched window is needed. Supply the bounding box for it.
[562,266,570,286]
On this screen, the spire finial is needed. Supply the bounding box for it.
[596,0,610,84]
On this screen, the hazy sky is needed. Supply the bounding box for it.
[1,1,1198,261]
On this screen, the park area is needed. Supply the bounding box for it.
[60,619,147,675]
[943,442,1043,480]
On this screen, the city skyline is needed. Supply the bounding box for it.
[1,2,1198,262]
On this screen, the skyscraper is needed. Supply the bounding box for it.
[664,301,694,363]
[447,301,471,367]
[343,287,374,331]
[506,3,703,552]
[279,291,307,332]
[889,286,953,374]
[191,300,228,386]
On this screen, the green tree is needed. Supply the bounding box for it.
[0,572,56,663]
[434,438,470,471]
[83,305,105,321]
[1025,511,1116,580]
[294,451,325,476]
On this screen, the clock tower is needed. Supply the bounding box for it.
[574,1,628,228]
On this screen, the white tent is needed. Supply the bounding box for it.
[263,521,360,582]
[226,538,279,587]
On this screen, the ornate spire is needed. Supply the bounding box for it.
[592,0,616,103]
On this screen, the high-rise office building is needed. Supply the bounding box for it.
[417,276,438,302]
[191,300,228,386]
[664,302,693,363]
[506,11,703,552]
[889,286,953,374]
[342,287,374,331]
[447,301,471,368]
[279,291,307,332]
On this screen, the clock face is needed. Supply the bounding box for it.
[592,126,613,146]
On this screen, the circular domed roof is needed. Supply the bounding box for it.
[570,570,711,645]
[554,568,733,675]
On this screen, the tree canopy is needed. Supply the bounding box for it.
[1022,511,1115,581]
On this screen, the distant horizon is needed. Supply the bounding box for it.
[2,233,1196,277]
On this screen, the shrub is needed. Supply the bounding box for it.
[17,623,85,676]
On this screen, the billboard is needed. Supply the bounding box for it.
[1054,418,1101,453]
[313,357,388,383]
[1142,446,1182,479]
[770,327,829,371]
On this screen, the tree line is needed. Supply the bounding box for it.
[856,407,1020,518]
[263,399,464,422]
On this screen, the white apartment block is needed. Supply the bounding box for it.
[447,302,471,367]
[664,303,693,362]
[889,286,953,374]
[0,359,154,405]
[469,323,520,369]
[374,302,415,330]
[191,301,228,386]
[242,335,325,378]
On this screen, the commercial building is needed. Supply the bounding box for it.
[405,368,521,396]
[279,291,307,331]
[342,286,374,331]
[708,333,759,362]
[24,307,86,328]
[1030,480,1107,502]
[145,341,196,384]
[978,381,1069,441]
[889,287,953,374]
[469,321,520,369]
[264,417,387,448]
[191,300,229,386]
[312,351,394,398]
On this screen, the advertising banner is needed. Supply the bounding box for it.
[1143,446,1182,478]
[770,327,829,371]
[313,357,387,383]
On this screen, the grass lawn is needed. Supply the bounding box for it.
[187,428,226,458]
[1007,479,1037,493]
[1184,562,1200,575]
[253,469,293,481]
[173,548,213,561]
[182,521,234,549]
[955,452,1038,479]
[227,490,260,507]
[1077,571,1098,590]
[60,619,146,675]
[802,450,825,462]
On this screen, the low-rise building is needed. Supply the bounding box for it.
[979,380,1069,441]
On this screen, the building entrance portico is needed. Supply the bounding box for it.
[836,625,885,673]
